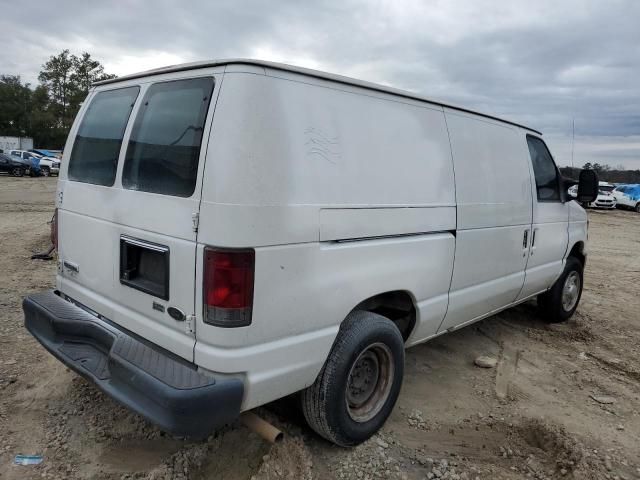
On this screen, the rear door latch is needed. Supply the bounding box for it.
[191,212,199,233]
[185,314,196,334]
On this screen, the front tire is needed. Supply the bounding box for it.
[538,256,584,323]
[301,310,405,446]
[11,167,24,177]
[40,166,50,177]
[635,203,640,213]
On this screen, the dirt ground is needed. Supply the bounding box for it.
[0,176,639,480]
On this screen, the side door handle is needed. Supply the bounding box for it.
[522,228,530,256]
[531,228,538,256]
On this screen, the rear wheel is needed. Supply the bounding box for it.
[635,203,640,213]
[538,256,584,323]
[301,310,404,446]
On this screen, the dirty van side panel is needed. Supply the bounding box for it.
[57,71,223,362]
[197,71,456,246]
[439,110,533,331]
[194,71,456,409]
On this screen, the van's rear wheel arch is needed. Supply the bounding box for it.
[351,290,417,342]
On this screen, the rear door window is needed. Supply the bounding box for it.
[526,135,561,202]
[68,87,140,186]
[122,77,214,197]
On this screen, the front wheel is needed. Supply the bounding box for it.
[635,203,640,213]
[538,256,584,323]
[11,167,24,177]
[301,310,405,446]
[40,166,50,177]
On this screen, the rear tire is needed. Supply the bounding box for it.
[538,256,584,323]
[635,203,640,213]
[301,310,404,446]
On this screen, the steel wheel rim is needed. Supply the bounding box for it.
[346,342,394,423]
[561,271,581,312]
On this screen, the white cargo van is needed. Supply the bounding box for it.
[23,59,599,446]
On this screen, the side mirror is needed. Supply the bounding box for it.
[577,169,599,203]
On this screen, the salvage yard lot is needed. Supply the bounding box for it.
[0,176,639,480]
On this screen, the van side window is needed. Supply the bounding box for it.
[122,77,214,197]
[526,135,561,202]
[68,87,140,186]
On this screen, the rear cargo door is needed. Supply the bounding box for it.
[58,74,220,362]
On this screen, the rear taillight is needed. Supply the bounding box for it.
[203,247,254,327]
[51,208,58,251]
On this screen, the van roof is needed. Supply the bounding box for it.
[94,58,542,135]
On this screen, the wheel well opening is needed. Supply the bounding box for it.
[569,241,585,266]
[353,291,416,342]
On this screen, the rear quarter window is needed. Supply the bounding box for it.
[68,87,140,186]
[122,77,214,197]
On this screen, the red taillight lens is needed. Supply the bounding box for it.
[51,208,58,251]
[204,247,254,327]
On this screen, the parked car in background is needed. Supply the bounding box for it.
[568,181,616,209]
[612,184,640,212]
[30,148,63,159]
[0,153,28,176]
[9,150,60,176]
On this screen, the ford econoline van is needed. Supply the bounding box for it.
[23,59,598,446]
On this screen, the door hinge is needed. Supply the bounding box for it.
[191,212,199,233]
[185,314,196,334]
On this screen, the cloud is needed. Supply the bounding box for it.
[1,0,638,167]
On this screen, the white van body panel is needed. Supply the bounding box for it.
[568,200,588,255]
[51,60,588,417]
[195,233,454,409]
[193,71,457,408]
[198,72,455,247]
[438,110,532,330]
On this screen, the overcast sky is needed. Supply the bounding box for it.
[1,0,639,168]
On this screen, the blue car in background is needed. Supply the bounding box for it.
[612,184,640,213]
[29,148,61,158]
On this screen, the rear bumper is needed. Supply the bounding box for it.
[23,290,243,437]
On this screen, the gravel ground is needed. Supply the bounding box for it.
[0,176,639,479]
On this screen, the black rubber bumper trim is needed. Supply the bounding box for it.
[23,290,244,438]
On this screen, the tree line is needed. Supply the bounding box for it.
[560,163,640,184]
[0,50,115,148]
